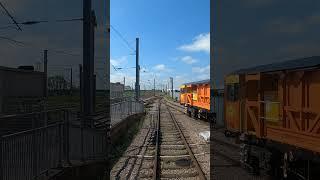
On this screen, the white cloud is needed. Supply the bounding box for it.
[179,33,210,53]
[153,64,167,71]
[110,56,127,67]
[192,65,210,74]
[180,56,198,64]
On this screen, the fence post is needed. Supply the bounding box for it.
[58,122,62,168]
[65,110,71,165]
[81,118,84,162]
[120,102,123,120]
[127,101,129,117]
[135,101,137,113]
[33,128,38,177]
[130,100,132,115]
[0,137,3,180]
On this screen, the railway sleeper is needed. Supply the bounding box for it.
[160,168,199,178]
[161,145,186,150]
[161,150,189,156]
[161,160,195,169]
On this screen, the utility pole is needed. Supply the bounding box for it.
[124,76,126,90]
[70,67,73,96]
[43,50,48,98]
[79,64,84,113]
[135,38,140,101]
[154,78,155,96]
[166,81,168,95]
[170,77,174,99]
[43,49,48,126]
[168,80,170,96]
[210,0,215,176]
[83,0,92,119]
[123,76,125,99]
[106,0,111,175]
[83,0,96,126]
[90,10,97,114]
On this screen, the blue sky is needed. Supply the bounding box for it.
[110,0,210,90]
[3,0,318,91]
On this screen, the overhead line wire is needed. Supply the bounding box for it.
[0,2,21,31]
[110,25,135,52]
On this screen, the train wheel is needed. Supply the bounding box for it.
[197,112,201,119]
[193,110,198,119]
[248,156,260,176]
[282,152,289,179]
[269,150,282,179]
[191,109,195,118]
[187,110,191,117]
[224,130,230,137]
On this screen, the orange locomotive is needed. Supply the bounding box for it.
[180,79,213,120]
[224,56,320,178]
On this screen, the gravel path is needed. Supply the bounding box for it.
[110,102,158,179]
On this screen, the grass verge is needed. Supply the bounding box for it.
[108,114,146,168]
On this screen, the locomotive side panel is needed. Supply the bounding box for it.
[224,74,242,133]
[266,69,320,153]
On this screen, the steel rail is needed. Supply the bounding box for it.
[153,100,161,180]
[165,101,207,180]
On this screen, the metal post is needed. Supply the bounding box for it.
[170,77,174,99]
[135,38,140,101]
[90,10,97,116]
[0,138,2,180]
[79,64,83,114]
[43,50,48,126]
[124,77,125,89]
[81,125,84,162]
[166,84,167,95]
[58,122,62,168]
[93,74,96,115]
[168,81,170,96]
[106,0,111,172]
[154,78,155,96]
[83,0,92,117]
[64,110,71,165]
[70,67,73,96]
[44,50,48,98]
[123,77,125,100]
[210,0,215,177]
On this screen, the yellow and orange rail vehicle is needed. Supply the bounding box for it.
[224,56,320,178]
[179,79,214,120]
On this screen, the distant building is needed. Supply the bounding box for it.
[124,86,132,90]
[110,82,124,99]
[0,66,45,114]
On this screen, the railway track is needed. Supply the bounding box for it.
[111,99,208,179]
[164,99,185,114]
[152,100,206,179]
